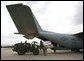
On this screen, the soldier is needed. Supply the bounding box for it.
[42,46,47,56]
[40,40,47,56]
[42,41,48,56]
[40,40,44,51]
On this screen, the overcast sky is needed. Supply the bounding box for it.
[1,1,83,46]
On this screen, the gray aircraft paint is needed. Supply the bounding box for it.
[6,3,83,50]
[39,31,83,49]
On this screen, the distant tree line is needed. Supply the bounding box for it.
[1,45,14,48]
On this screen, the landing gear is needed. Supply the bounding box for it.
[75,49,80,52]
[71,49,75,51]
[71,49,80,52]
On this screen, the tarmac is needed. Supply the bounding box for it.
[1,48,83,60]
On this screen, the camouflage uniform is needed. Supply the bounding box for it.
[40,41,47,56]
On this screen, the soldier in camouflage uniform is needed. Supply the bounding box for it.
[40,40,47,56]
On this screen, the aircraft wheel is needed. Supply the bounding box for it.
[17,51,25,55]
[71,49,80,52]
[75,49,80,52]
[71,49,75,51]
[33,48,39,55]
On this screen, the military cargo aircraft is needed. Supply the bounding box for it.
[6,3,83,51]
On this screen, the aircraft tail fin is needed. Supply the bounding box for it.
[6,3,42,39]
